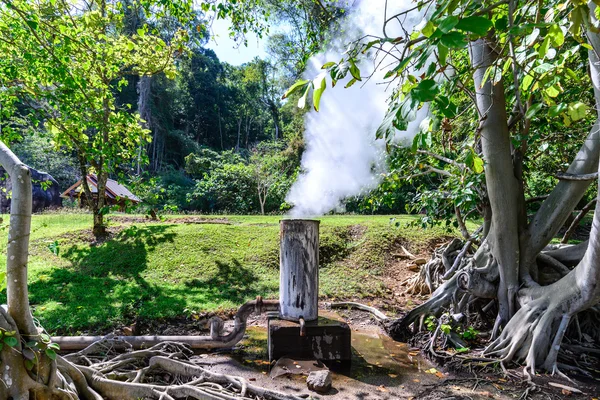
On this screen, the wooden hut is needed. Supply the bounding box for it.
[60,174,140,211]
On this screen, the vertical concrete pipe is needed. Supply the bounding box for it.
[279,219,320,322]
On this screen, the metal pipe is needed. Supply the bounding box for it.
[52,297,279,351]
[298,317,306,337]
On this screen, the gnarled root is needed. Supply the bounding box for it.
[483,279,579,379]
[388,274,461,341]
[389,242,498,341]
[403,238,466,296]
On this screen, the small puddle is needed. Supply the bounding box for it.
[232,315,434,389]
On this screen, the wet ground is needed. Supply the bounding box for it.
[184,309,600,399]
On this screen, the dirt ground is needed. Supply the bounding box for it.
[176,308,600,400]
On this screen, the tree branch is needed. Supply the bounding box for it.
[555,172,599,181]
[417,149,466,170]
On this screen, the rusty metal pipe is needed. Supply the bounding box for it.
[52,297,280,351]
[298,317,306,337]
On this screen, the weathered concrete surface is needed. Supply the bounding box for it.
[279,219,319,321]
[268,318,351,362]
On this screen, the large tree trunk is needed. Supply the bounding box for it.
[390,8,600,377]
[469,37,521,324]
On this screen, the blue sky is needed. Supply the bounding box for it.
[205,18,267,65]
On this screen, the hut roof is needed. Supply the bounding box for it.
[60,174,140,203]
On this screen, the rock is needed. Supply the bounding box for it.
[408,264,420,272]
[0,167,62,212]
[414,258,427,265]
[307,370,332,394]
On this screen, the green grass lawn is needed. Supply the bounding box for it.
[0,212,457,334]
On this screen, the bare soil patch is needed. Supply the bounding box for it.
[108,215,231,225]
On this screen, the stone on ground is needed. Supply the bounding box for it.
[307,370,332,394]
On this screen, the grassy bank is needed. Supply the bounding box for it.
[0,213,456,334]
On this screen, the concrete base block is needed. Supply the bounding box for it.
[267,318,351,364]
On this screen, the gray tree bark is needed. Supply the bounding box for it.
[469,37,521,323]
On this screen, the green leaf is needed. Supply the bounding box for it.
[422,21,435,37]
[45,348,57,360]
[384,53,416,79]
[568,102,588,121]
[349,60,362,81]
[345,78,358,88]
[297,84,310,109]
[3,337,18,347]
[569,6,584,37]
[411,79,439,102]
[0,271,6,292]
[472,156,484,174]
[282,79,309,99]
[40,333,51,343]
[24,359,34,371]
[440,32,467,49]
[495,16,508,30]
[549,103,567,117]
[548,24,565,47]
[545,84,561,98]
[321,62,336,69]
[538,36,551,58]
[455,16,493,36]
[440,324,451,334]
[522,73,534,91]
[47,342,60,350]
[525,103,544,119]
[312,74,327,112]
[533,63,554,74]
[434,96,458,118]
[438,44,448,66]
[438,16,459,33]
[26,20,39,31]
[411,133,419,153]
[377,103,401,139]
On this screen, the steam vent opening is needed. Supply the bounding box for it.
[268,219,351,366]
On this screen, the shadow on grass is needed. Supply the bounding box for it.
[26,224,275,334]
[183,259,261,305]
[29,225,179,334]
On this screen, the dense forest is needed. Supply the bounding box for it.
[2,0,399,217]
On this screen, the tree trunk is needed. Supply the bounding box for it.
[236,117,242,152]
[137,75,152,175]
[218,107,224,150]
[0,141,36,337]
[469,37,521,323]
[93,171,108,237]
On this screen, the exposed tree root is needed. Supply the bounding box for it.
[329,301,389,321]
[0,300,306,400]
[403,238,468,296]
[483,274,598,380]
[60,340,306,400]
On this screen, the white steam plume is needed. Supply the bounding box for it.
[286,0,425,218]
